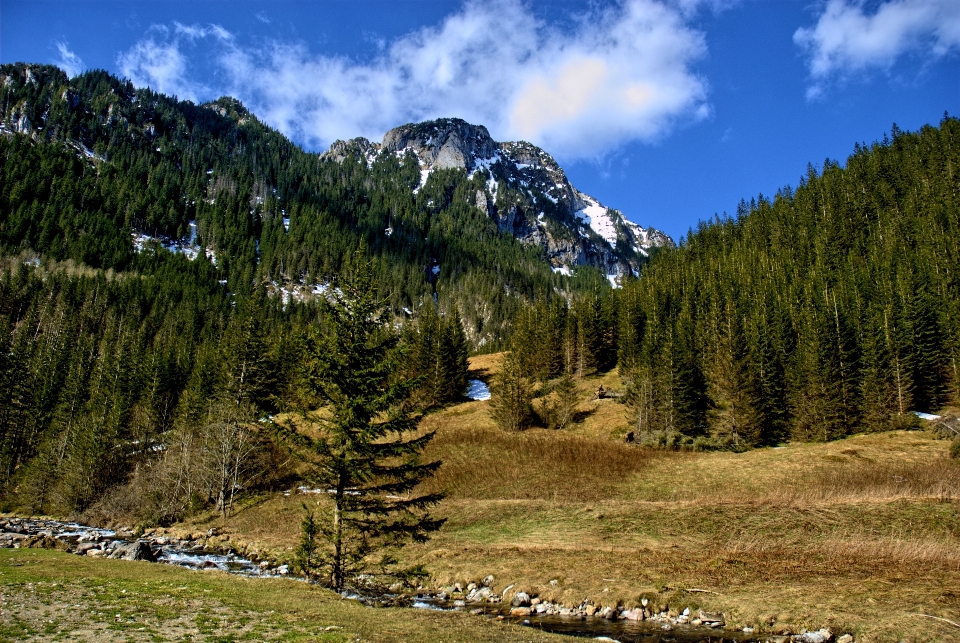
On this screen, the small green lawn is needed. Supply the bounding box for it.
[0,549,567,643]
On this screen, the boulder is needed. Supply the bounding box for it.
[799,628,833,643]
[621,609,643,621]
[836,635,854,643]
[482,574,494,587]
[512,592,531,607]
[124,541,157,562]
[510,607,532,617]
[467,586,495,602]
[698,610,725,626]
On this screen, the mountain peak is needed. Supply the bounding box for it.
[382,118,498,171]
[323,117,674,277]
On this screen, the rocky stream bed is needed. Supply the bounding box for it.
[1,517,857,643]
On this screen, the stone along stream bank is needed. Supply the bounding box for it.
[1,517,856,643]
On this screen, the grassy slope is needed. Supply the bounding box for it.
[18,354,958,642]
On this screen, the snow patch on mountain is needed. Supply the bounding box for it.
[575,196,618,245]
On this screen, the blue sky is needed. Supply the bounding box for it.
[2,0,958,242]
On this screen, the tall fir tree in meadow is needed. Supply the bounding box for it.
[289,248,444,591]
[489,350,534,432]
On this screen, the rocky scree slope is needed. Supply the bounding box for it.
[325,119,673,277]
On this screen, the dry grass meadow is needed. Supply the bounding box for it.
[158,354,959,641]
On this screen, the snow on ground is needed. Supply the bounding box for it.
[576,195,618,245]
[132,221,202,261]
[414,167,432,194]
[914,411,942,421]
[77,143,103,162]
[467,379,491,401]
[487,176,499,199]
[469,152,501,177]
[552,265,572,276]
[622,219,651,256]
[607,274,620,289]
[270,281,334,307]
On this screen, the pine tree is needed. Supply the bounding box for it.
[550,370,579,430]
[706,308,762,448]
[286,248,444,591]
[488,350,534,431]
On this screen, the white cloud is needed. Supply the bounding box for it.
[117,24,230,102]
[55,42,84,78]
[117,0,710,158]
[795,0,960,98]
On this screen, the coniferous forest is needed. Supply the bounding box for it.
[498,118,960,449]
[1,61,959,520]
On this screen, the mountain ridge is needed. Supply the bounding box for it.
[323,118,673,278]
[0,63,645,348]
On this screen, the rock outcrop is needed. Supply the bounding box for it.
[323,118,674,277]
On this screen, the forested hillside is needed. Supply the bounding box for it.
[499,116,960,448]
[618,117,960,446]
[0,63,625,348]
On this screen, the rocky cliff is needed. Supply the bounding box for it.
[324,118,673,277]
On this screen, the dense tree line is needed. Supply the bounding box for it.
[616,117,960,447]
[0,252,468,520]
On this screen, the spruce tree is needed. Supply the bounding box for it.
[287,248,444,591]
[488,350,534,431]
[551,370,579,430]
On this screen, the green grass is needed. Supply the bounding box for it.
[0,549,571,643]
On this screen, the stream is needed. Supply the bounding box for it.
[2,517,791,643]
